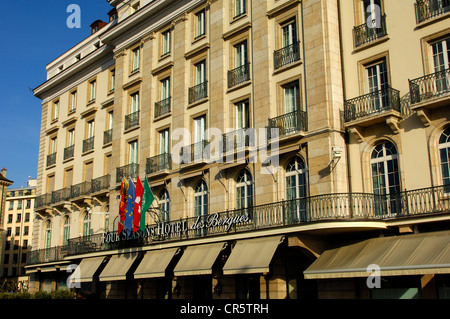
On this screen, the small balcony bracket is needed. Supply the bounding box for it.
[416,109,432,127]
[349,127,364,143]
[386,117,401,134]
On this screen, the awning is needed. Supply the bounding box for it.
[77,256,106,283]
[99,253,139,282]
[304,230,450,279]
[174,242,226,277]
[223,235,284,275]
[134,248,179,279]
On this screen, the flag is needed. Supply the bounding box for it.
[124,178,135,232]
[133,176,143,233]
[140,176,154,232]
[118,178,128,235]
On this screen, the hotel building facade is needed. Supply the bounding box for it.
[28,0,450,299]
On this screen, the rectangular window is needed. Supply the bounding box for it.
[8,202,13,210]
[89,79,97,102]
[52,100,59,121]
[26,200,31,209]
[195,10,206,38]
[431,37,450,72]
[282,81,300,114]
[235,100,250,129]
[8,214,13,223]
[50,137,57,154]
[161,78,170,100]
[69,91,77,113]
[110,68,116,92]
[159,129,170,155]
[234,0,246,18]
[68,129,75,147]
[129,140,138,164]
[131,92,140,113]
[195,61,206,85]
[194,115,206,143]
[281,20,297,48]
[132,47,140,72]
[162,30,171,56]
[234,41,248,68]
[365,59,388,93]
[87,120,95,138]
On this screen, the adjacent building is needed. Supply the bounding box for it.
[0,178,36,291]
[0,168,14,290]
[27,0,450,299]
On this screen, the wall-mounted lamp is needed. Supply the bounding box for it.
[330,146,343,169]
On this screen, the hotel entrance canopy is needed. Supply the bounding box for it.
[304,231,450,279]
[223,235,284,275]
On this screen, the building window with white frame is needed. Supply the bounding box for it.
[158,189,170,222]
[131,46,140,72]
[365,58,389,110]
[234,0,246,18]
[194,180,208,218]
[162,29,171,56]
[45,220,52,251]
[52,100,59,121]
[195,9,206,38]
[69,91,77,113]
[129,140,138,165]
[88,79,96,103]
[63,216,70,246]
[282,80,300,114]
[236,170,253,210]
[83,211,91,237]
[234,41,248,68]
[285,157,308,222]
[430,37,450,93]
[439,127,450,192]
[370,142,401,216]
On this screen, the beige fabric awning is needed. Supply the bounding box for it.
[99,253,139,282]
[304,230,450,279]
[174,242,226,277]
[134,248,179,279]
[77,256,106,283]
[223,235,284,275]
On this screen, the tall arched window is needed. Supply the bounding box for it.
[159,189,170,222]
[439,127,450,191]
[194,180,208,217]
[285,157,308,222]
[371,141,401,216]
[63,216,70,246]
[236,170,253,210]
[83,211,91,237]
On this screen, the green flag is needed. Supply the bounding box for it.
[140,177,154,231]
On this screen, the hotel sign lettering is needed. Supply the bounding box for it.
[102,212,251,244]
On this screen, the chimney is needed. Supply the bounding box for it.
[1,167,6,177]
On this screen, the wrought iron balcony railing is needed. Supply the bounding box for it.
[46,152,56,167]
[409,68,450,105]
[222,127,252,153]
[180,140,209,164]
[267,109,307,139]
[51,188,71,204]
[353,14,387,48]
[228,63,250,88]
[91,174,110,194]
[83,136,94,153]
[27,184,450,264]
[146,153,172,174]
[154,97,171,118]
[125,110,140,130]
[35,194,51,209]
[71,181,92,198]
[274,41,301,70]
[103,129,113,145]
[415,0,450,23]
[189,82,208,104]
[64,145,74,160]
[344,87,401,122]
[116,163,139,183]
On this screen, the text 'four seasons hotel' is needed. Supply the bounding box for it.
[28,0,450,299]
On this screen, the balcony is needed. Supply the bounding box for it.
[27,184,450,264]
[415,0,450,24]
[64,145,74,160]
[91,174,110,194]
[35,194,51,210]
[154,97,171,118]
[180,140,209,165]
[125,110,139,130]
[82,136,94,153]
[103,129,112,145]
[222,128,252,154]
[409,68,450,110]
[274,41,301,70]
[267,109,307,139]
[344,87,402,127]
[116,163,139,183]
[146,153,172,175]
[353,14,387,48]
[51,188,71,204]
[188,82,208,104]
[228,63,250,88]
[46,152,56,167]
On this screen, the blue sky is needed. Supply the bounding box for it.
[0,1,112,188]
